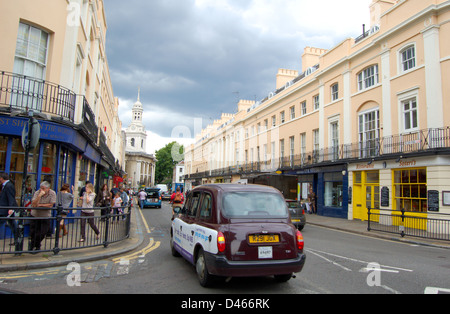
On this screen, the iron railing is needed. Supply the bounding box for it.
[0,204,132,256]
[0,71,76,122]
[367,207,450,242]
[185,127,450,180]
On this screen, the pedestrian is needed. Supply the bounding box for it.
[96,184,111,221]
[138,189,146,209]
[79,180,91,197]
[170,187,184,216]
[79,183,100,242]
[30,181,56,252]
[0,173,18,246]
[56,183,74,237]
[308,187,316,214]
[112,192,122,223]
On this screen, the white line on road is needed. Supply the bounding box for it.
[306,248,414,273]
[305,249,352,272]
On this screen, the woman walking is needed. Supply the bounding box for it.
[79,183,100,242]
[96,184,111,221]
[56,183,74,236]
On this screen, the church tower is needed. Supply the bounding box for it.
[125,88,147,153]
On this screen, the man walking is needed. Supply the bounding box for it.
[29,181,56,252]
[0,173,18,247]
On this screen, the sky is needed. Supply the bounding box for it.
[104,0,372,154]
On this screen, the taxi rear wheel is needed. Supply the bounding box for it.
[196,248,213,287]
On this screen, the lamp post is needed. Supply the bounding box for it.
[15,110,40,254]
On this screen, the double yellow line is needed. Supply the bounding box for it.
[112,206,160,263]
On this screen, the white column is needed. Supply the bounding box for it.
[422,25,444,128]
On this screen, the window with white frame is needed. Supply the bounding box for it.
[358,65,379,91]
[280,111,285,124]
[290,106,295,120]
[14,23,49,79]
[331,84,339,101]
[313,129,320,161]
[301,101,307,116]
[300,133,306,163]
[272,115,276,127]
[400,45,416,73]
[330,121,339,160]
[402,98,418,131]
[314,95,320,110]
[358,109,380,158]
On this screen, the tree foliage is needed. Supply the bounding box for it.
[155,141,184,185]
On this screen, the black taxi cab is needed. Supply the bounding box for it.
[170,184,306,287]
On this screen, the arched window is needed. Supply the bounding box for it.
[131,138,135,147]
[357,65,379,91]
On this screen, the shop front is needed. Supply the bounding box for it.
[0,115,104,205]
[349,156,450,230]
[288,164,349,219]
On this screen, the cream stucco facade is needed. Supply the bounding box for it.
[184,0,450,227]
[0,0,124,199]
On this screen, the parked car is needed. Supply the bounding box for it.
[171,184,306,287]
[143,188,162,208]
[286,199,306,231]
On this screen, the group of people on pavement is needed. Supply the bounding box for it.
[0,173,131,253]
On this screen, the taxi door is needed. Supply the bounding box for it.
[173,190,202,264]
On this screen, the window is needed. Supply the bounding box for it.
[289,136,295,167]
[13,23,49,109]
[331,84,339,101]
[280,139,285,160]
[280,111,285,124]
[131,138,135,147]
[290,106,295,120]
[402,98,418,131]
[272,115,276,127]
[300,133,306,163]
[393,168,427,212]
[314,95,320,110]
[14,23,49,79]
[313,129,320,161]
[358,65,379,91]
[330,121,339,160]
[359,110,380,158]
[186,191,202,217]
[301,101,307,116]
[222,192,288,218]
[400,45,416,72]
[199,193,212,220]
[324,172,344,207]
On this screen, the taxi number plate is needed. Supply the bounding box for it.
[249,234,279,244]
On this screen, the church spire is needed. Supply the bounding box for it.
[137,86,140,102]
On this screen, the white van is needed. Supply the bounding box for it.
[155,184,169,200]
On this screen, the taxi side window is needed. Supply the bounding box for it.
[188,191,202,217]
[199,193,212,221]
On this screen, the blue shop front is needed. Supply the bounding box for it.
[0,115,108,206]
[286,164,349,219]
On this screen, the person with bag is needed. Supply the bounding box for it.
[170,187,184,216]
[79,183,100,242]
[56,183,74,237]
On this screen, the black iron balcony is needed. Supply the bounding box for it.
[0,71,76,122]
[184,126,450,180]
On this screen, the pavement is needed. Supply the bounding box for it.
[0,207,449,273]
